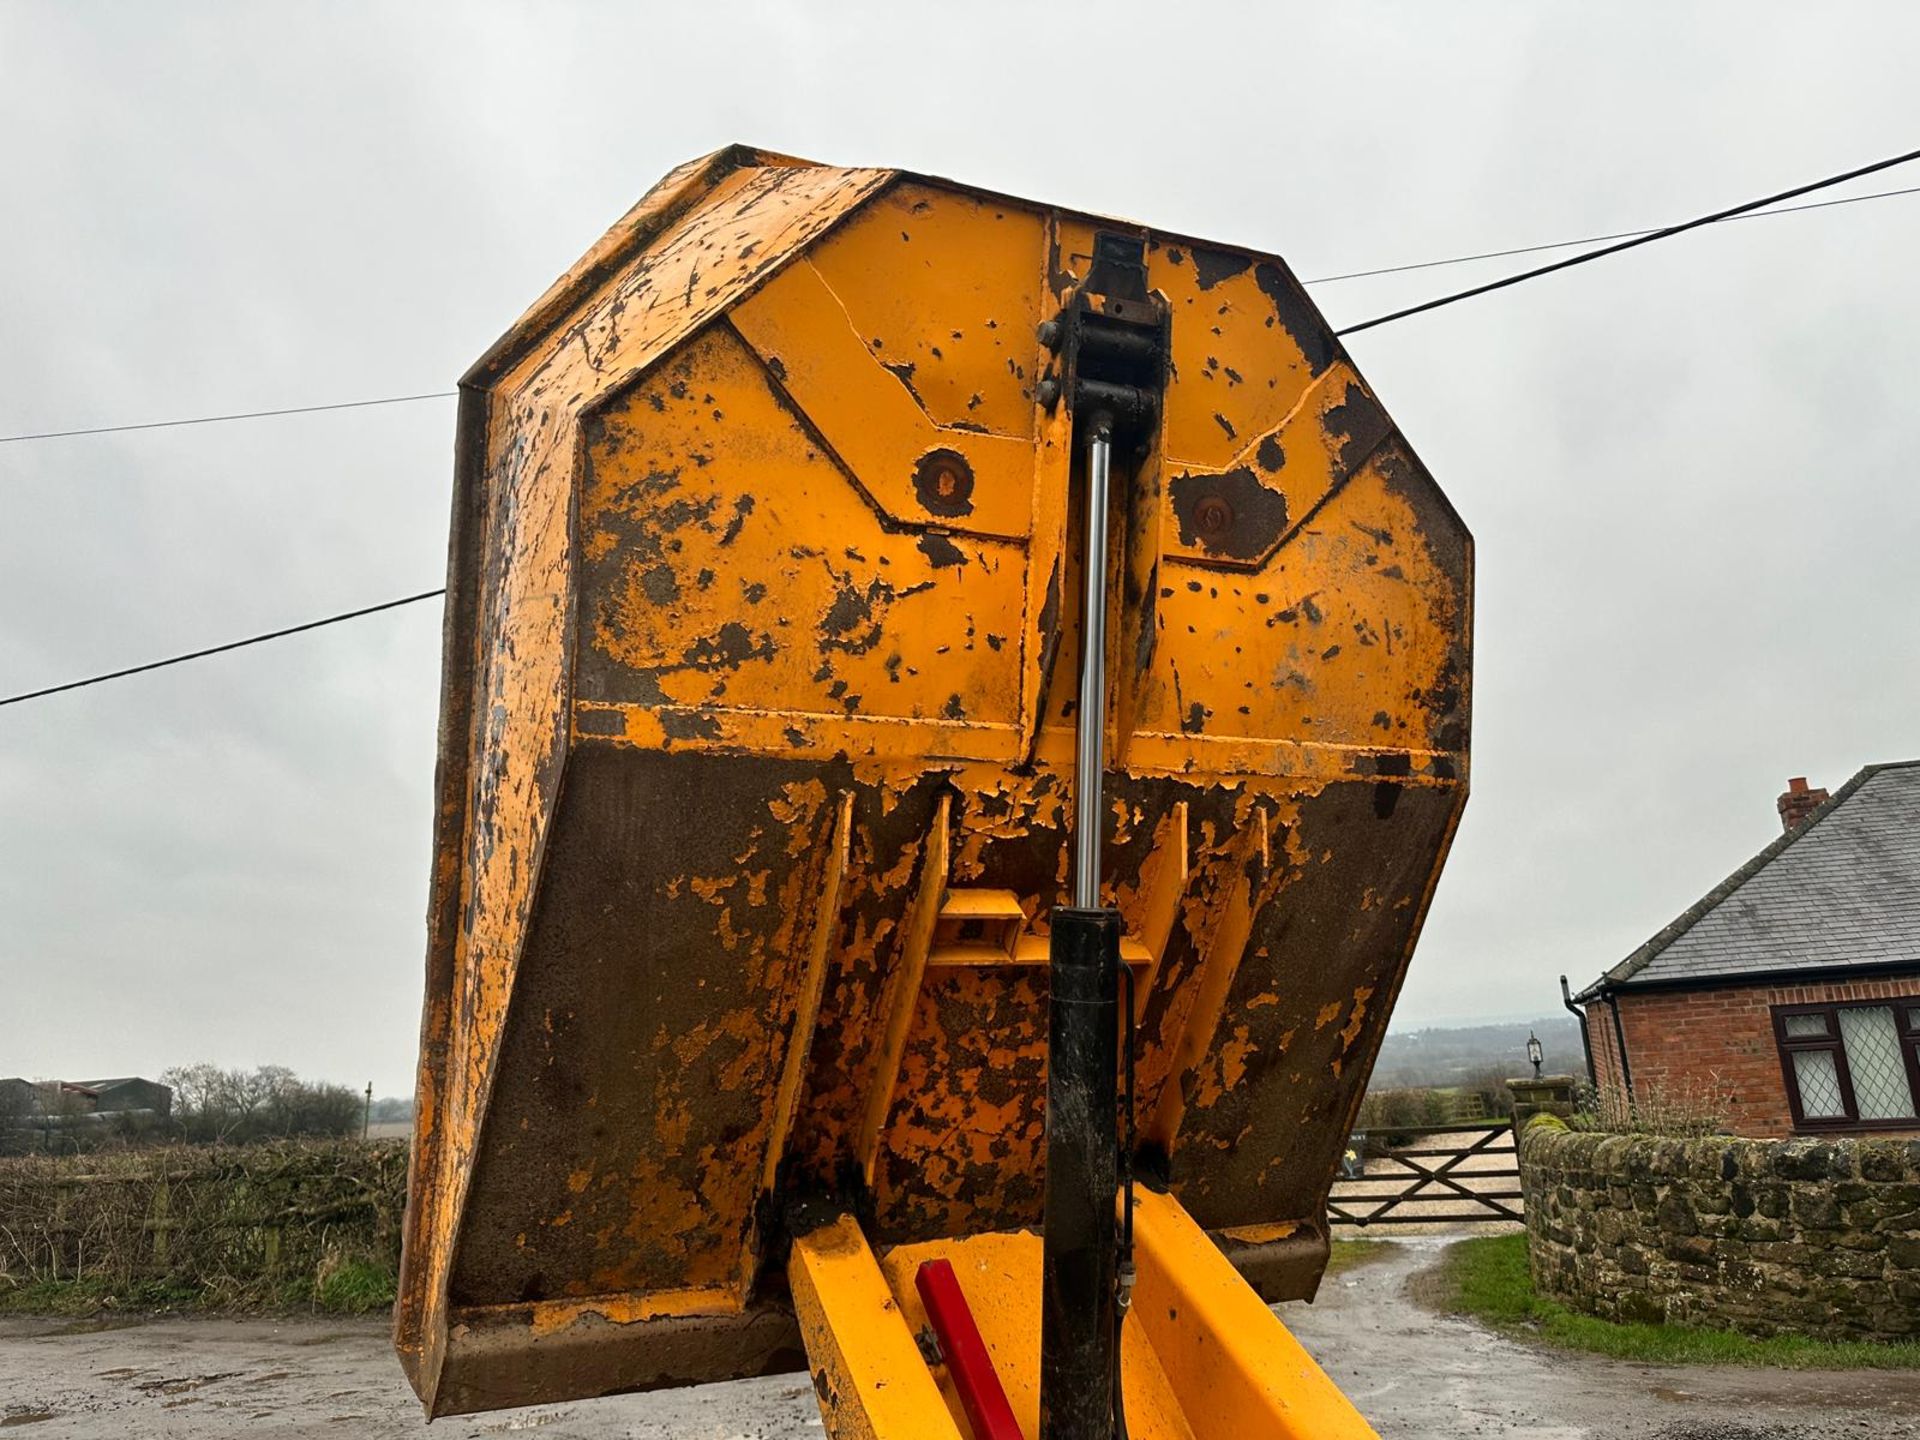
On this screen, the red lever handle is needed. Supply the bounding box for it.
[914,1257,1026,1440]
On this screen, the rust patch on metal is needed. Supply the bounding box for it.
[1168,466,1289,560]
[912,448,976,517]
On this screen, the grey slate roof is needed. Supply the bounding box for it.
[1577,761,1920,1000]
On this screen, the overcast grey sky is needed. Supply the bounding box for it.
[3,4,1916,1096]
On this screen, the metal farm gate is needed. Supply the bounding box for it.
[1329,1121,1522,1227]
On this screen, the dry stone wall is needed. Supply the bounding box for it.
[1519,1117,1920,1342]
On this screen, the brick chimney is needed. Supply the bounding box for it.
[1777,776,1829,833]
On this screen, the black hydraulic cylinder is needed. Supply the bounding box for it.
[1040,905,1121,1440]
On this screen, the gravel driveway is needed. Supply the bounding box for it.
[2,1236,1915,1437]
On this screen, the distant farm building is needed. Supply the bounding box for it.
[0,1075,173,1125]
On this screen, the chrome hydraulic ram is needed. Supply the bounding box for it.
[1041,417,1122,1440]
[1072,420,1113,912]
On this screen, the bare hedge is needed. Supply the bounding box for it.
[0,1139,408,1309]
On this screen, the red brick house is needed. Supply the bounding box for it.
[1571,761,1920,1138]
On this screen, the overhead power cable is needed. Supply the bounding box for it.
[3,162,1917,446]
[0,589,446,709]
[4,144,1919,711]
[1335,144,1920,335]
[0,391,456,445]
[1305,181,1920,284]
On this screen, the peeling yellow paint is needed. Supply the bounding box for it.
[1339,986,1377,1051]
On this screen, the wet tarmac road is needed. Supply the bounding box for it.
[1306,1237,1920,1439]
[2,1237,1915,1438]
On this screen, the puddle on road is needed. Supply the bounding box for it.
[470,1410,573,1432]
[131,1371,241,1396]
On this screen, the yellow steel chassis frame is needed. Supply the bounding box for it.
[790,1188,1376,1440]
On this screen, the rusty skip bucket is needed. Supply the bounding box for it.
[395,145,1471,1418]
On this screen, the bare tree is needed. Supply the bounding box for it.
[0,1080,36,1155]
[160,1064,366,1144]
[162,1063,251,1142]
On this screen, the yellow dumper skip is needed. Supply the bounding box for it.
[396,145,1470,1434]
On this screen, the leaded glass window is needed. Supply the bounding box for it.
[1836,1007,1916,1120]
[1774,1000,1920,1131]
[1790,1049,1846,1118]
